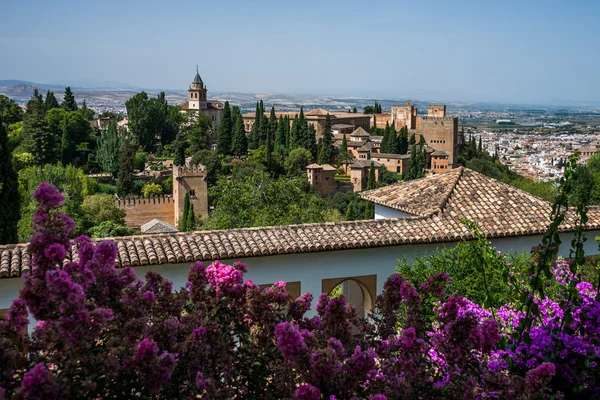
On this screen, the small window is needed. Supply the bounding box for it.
[189,190,196,197]
[325,177,329,181]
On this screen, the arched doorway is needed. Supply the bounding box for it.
[322,275,376,318]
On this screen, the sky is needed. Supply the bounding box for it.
[1,0,599,104]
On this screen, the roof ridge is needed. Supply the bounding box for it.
[437,167,465,214]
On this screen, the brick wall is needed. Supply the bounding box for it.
[116,196,175,228]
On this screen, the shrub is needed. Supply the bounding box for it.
[134,151,148,171]
[142,182,162,198]
[0,182,599,399]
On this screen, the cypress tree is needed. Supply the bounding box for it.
[62,86,78,111]
[266,126,272,169]
[23,89,54,166]
[275,115,286,156]
[345,201,355,221]
[217,101,232,155]
[269,107,277,142]
[339,133,350,162]
[298,107,308,149]
[173,134,186,166]
[289,115,300,151]
[44,90,60,112]
[231,113,247,157]
[60,113,74,164]
[116,135,136,196]
[364,162,376,218]
[317,113,333,164]
[306,124,317,159]
[0,116,19,244]
[409,133,416,145]
[381,122,392,153]
[180,192,191,231]
[478,136,483,153]
[396,126,409,154]
[186,201,196,232]
[352,106,357,113]
[97,122,122,177]
[249,102,260,150]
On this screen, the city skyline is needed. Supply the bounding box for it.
[1,0,599,104]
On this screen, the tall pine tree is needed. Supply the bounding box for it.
[339,133,351,162]
[116,135,136,196]
[249,102,260,150]
[62,87,78,111]
[44,90,60,112]
[274,115,287,156]
[289,115,300,151]
[217,101,233,155]
[364,162,376,218]
[23,89,55,166]
[381,122,392,153]
[396,126,409,154]
[186,201,196,232]
[97,122,122,177]
[317,113,333,164]
[180,192,191,231]
[0,116,19,244]
[231,113,247,157]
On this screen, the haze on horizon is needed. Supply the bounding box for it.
[1,0,599,105]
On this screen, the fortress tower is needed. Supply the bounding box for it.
[188,66,208,111]
[173,164,209,226]
[391,101,417,131]
[428,104,446,118]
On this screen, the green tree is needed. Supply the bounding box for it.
[88,221,133,238]
[17,164,97,240]
[62,87,78,111]
[0,116,19,244]
[180,192,192,231]
[363,105,375,114]
[204,172,327,230]
[23,89,55,165]
[317,113,333,164]
[79,99,95,120]
[217,101,232,155]
[0,95,24,125]
[339,133,351,162]
[364,162,376,218]
[381,122,393,153]
[274,115,287,156]
[173,134,187,166]
[405,143,426,181]
[96,122,122,177]
[289,115,300,151]
[285,147,313,176]
[345,201,355,221]
[352,107,358,113]
[186,201,196,231]
[190,150,223,185]
[44,91,60,112]
[396,126,409,154]
[82,194,127,226]
[231,113,248,157]
[248,102,260,150]
[142,182,163,197]
[183,112,212,154]
[116,135,137,196]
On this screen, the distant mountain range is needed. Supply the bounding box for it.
[1,80,599,113]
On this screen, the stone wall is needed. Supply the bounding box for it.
[116,196,175,228]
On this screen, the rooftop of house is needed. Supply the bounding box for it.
[141,219,179,234]
[350,127,370,137]
[2,168,598,280]
[360,167,584,239]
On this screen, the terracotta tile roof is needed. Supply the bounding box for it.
[360,167,584,238]
[0,217,472,279]
[350,127,370,137]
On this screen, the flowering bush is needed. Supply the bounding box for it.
[0,183,599,399]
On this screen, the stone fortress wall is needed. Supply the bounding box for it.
[116,196,176,228]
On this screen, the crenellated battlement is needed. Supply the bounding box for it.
[116,195,174,207]
[420,116,456,122]
[173,164,207,177]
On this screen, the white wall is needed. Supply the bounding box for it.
[374,204,412,219]
[2,230,600,316]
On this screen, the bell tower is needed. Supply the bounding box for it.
[188,65,208,111]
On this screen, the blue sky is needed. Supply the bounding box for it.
[1,0,599,103]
